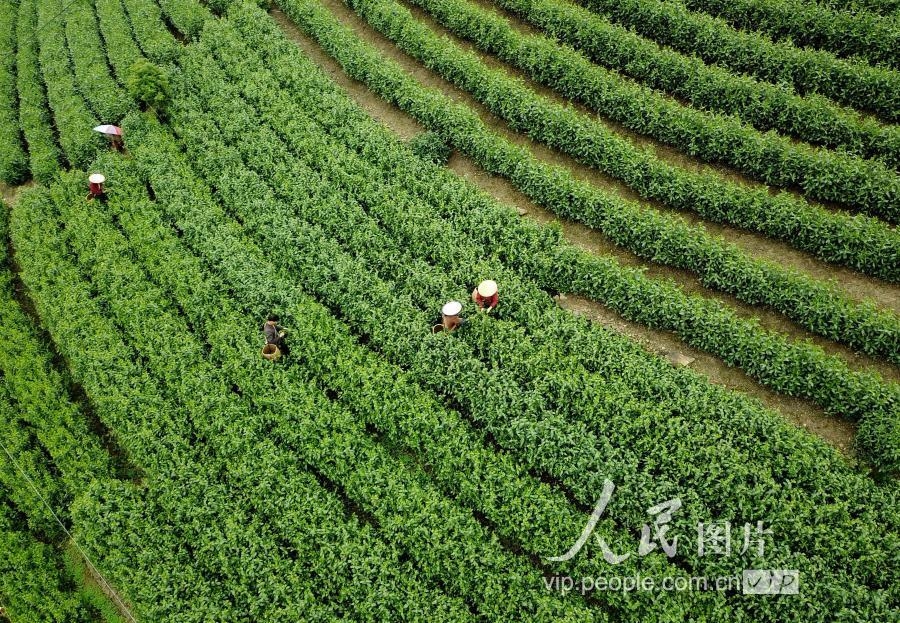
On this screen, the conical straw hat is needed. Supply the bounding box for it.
[477,280,498,297]
[442,300,462,316]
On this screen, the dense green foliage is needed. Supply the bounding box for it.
[121,0,182,63]
[576,0,900,121]
[35,0,99,167]
[682,0,899,69]
[0,0,27,184]
[120,12,900,615]
[0,201,119,621]
[15,177,474,622]
[283,0,900,362]
[95,0,147,84]
[819,0,899,13]
[490,0,900,167]
[3,0,898,618]
[126,59,171,113]
[158,0,209,37]
[408,130,452,164]
[334,0,900,284]
[15,0,60,183]
[0,495,94,623]
[63,0,133,121]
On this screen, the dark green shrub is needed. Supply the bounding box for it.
[408,131,452,165]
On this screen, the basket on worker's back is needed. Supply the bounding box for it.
[261,343,281,361]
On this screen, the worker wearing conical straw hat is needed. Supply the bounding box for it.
[87,173,106,200]
[472,279,498,312]
[439,300,464,332]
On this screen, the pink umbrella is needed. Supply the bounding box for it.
[93,124,123,136]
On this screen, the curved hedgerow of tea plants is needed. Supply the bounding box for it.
[0,205,71,538]
[12,188,252,621]
[16,177,474,623]
[0,224,113,515]
[346,0,900,222]
[0,1,27,184]
[120,0,182,63]
[35,0,99,167]
[172,24,900,572]
[488,0,900,168]
[15,0,60,183]
[56,173,473,623]
[0,374,69,540]
[391,0,900,212]
[211,4,900,494]
[100,146,723,620]
[222,3,900,470]
[576,0,900,122]
[274,0,900,362]
[95,0,147,84]
[14,184,322,620]
[74,476,350,623]
[157,0,212,38]
[286,1,900,285]
[52,157,594,623]
[62,0,133,121]
[681,0,900,70]
[129,106,892,620]
[10,291,343,623]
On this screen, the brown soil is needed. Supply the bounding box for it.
[269,6,871,455]
[0,181,34,207]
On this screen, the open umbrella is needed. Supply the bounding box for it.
[92,124,123,136]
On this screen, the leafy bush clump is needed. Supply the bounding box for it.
[126,60,171,115]
[408,131,452,166]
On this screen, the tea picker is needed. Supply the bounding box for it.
[87,173,106,200]
[261,315,288,361]
[433,300,464,333]
[93,124,123,151]
[471,280,498,312]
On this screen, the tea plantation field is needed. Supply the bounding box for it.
[0,0,898,620]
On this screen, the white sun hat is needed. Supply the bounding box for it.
[88,173,106,184]
[442,300,462,316]
[92,124,122,136]
[477,280,498,297]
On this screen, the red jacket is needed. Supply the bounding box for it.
[474,291,498,309]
